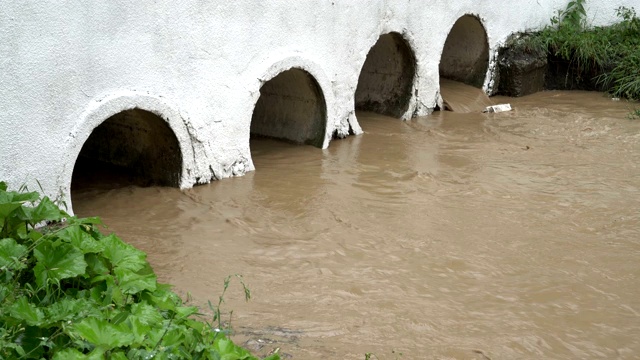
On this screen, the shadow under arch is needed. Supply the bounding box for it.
[250,67,327,149]
[59,93,197,213]
[72,108,183,189]
[355,32,417,119]
[439,14,489,88]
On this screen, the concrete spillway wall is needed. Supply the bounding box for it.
[0,0,634,212]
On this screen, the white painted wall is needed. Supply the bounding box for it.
[0,0,635,212]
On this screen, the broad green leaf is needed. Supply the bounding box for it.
[111,310,130,325]
[130,302,164,325]
[0,189,39,204]
[110,284,125,306]
[0,340,26,358]
[0,238,27,270]
[57,225,104,254]
[9,297,45,326]
[159,328,186,348]
[140,286,180,311]
[109,351,128,360]
[52,348,87,360]
[11,191,39,203]
[128,317,151,346]
[0,202,23,220]
[85,253,110,279]
[175,305,199,319]
[42,298,96,327]
[0,181,6,191]
[71,317,135,349]
[185,318,206,332]
[2,215,29,240]
[87,348,107,359]
[115,263,157,295]
[214,335,256,360]
[29,229,43,241]
[126,348,156,360]
[89,285,107,305]
[144,322,169,346]
[0,283,12,303]
[52,348,103,360]
[14,325,48,359]
[33,241,87,287]
[22,197,63,224]
[71,216,103,225]
[101,234,147,273]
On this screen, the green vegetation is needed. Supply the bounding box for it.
[521,0,640,102]
[364,350,403,360]
[0,182,278,360]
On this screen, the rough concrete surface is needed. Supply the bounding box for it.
[497,36,548,97]
[0,0,634,212]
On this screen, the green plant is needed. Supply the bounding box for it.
[628,108,640,120]
[520,1,640,104]
[540,0,608,79]
[0,181,278,360]
[554,0,587,29]
[597,42,640,100]
[595,7,640,100]
[364,350,403,360]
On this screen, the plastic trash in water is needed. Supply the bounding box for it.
[483,104,512,113]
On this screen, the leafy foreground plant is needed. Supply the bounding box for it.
[0,181,278,360]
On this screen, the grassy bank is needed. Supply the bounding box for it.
[0,182,278,360]
[515,0,639,113]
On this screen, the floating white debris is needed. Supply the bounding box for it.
[483,104,512,113]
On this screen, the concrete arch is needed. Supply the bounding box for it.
[247,55,334,150]
[59,92,198,212]
[439,14,490,88]
[354,32,418,120]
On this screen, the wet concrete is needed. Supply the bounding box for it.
[72,91,640,359]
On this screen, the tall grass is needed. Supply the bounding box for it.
[526,1,640,101]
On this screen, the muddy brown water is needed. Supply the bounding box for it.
[440,78,493,113]
[72,90,640,359]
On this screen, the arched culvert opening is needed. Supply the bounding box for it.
[439,15,489,88]
[250,68,327,148]
[355,33,416,119]
[71,108,182,190]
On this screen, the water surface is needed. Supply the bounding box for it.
[73,91,640,359]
